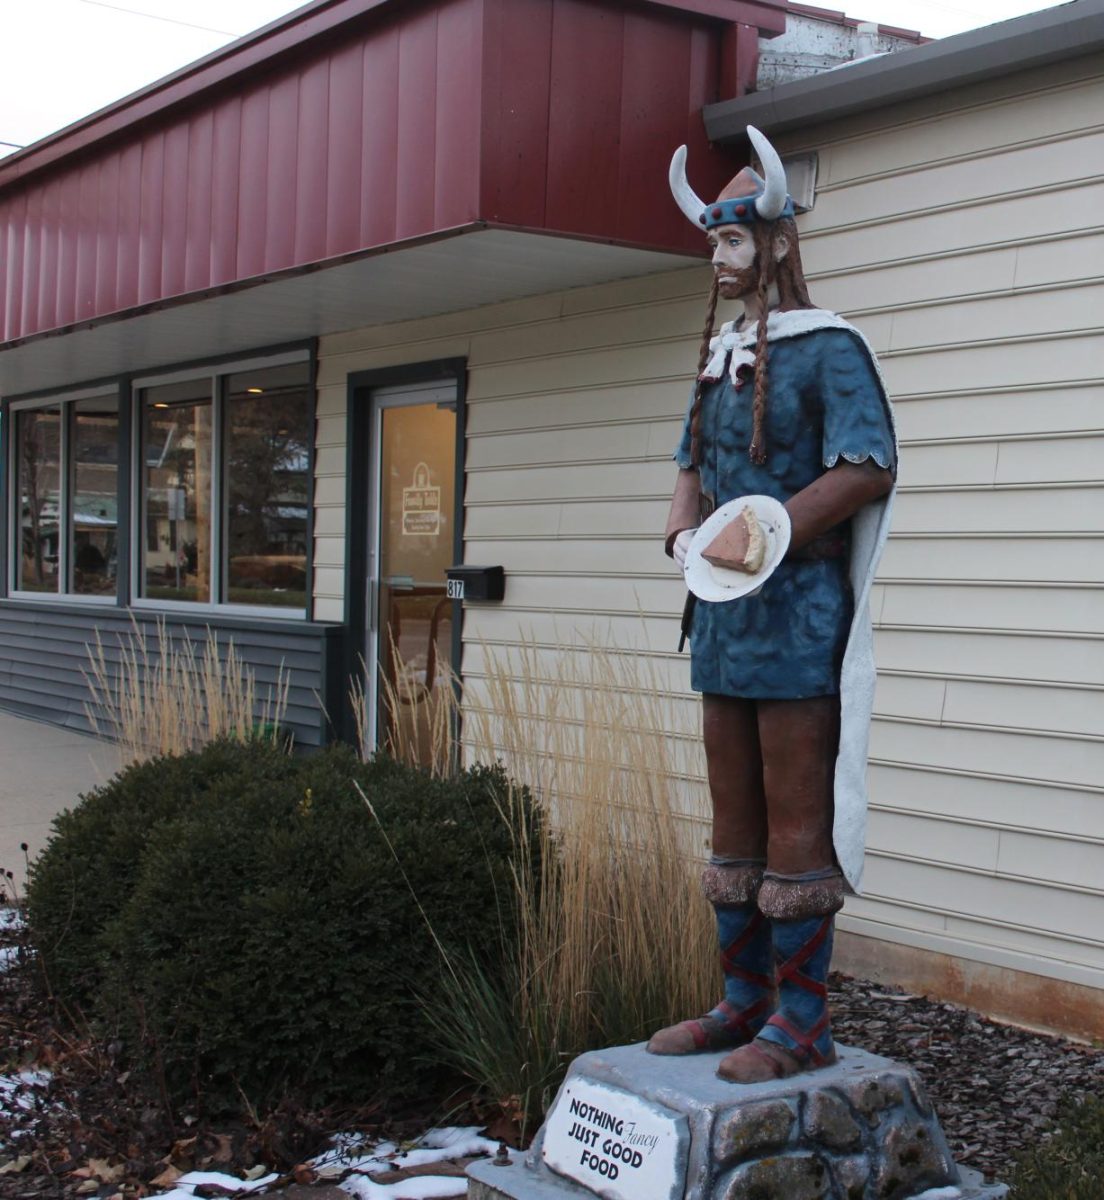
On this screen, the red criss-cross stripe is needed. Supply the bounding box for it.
[765,1011,833,1066]
[717,996,773,1036]
[720,912,773,991]
[775,916,831,998]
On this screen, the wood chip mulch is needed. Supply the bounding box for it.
[828,972,1104,1182]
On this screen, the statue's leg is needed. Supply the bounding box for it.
[647,695,773,1055]
[702,692,767,863]
[717,696,845,1082]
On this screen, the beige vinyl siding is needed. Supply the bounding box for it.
[779,51,1104,992]
[314,274,707,660]
[313,383,348,623]
[314,267,712,829]
[311,48,1104,1005]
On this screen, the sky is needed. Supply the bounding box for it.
[0,0,1076,160]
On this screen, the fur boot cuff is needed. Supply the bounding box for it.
[700,863,764,906]
[758,872,845,919]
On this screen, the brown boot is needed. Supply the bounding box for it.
[648,864,773,1055]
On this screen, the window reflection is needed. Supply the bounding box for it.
[71,396,119,596]
[17,408,61,592]
[141,380,213,603]
[224,363,310,608]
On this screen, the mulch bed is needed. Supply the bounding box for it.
[2,910,1102,1197]
[828,974,1104,1183]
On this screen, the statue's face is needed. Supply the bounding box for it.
[708,223,758,300]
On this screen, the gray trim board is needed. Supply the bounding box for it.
[0,601,343,749]
[114,377,132,609]
[0,398,8,601]
[704,0,1104,139]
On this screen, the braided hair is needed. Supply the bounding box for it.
[687,275,720,469]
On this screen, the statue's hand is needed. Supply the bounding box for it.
[673,528,696,570]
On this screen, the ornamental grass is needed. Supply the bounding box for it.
[84,616,289,763]
[364,631,713,1140]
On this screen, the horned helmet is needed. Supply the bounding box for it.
[670,126,809,466]
[669,125,794,230]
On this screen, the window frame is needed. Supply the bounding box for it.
[4,345,314,618]
[6,384,121,605]
[130,348,312,621]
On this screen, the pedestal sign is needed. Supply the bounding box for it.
[541,1077,687,1200]
[468,1044,1006,1200]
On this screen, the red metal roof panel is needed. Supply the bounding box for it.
[1,0,757,348]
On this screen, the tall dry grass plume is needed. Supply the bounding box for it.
[350,641,456,777]
[85,617,290,763]
[397,630,715,1138]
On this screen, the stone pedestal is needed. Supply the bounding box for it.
[467,1043,1007,1200]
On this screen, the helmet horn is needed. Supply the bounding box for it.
[669,145,705,227]
[748,126,787,221]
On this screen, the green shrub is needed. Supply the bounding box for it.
[27,737,293,1000]
[1009,1093,1104,1199]
[27,740,537,1114]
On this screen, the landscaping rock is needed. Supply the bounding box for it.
[712,1097,796,1162]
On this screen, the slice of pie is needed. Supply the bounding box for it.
[701,505,766,574]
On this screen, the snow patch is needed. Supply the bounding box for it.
[145,1124,507,1198]
[313,1126,499,1177]
[152,1170,280,1199]
[0,946,19,973]
[340,1176,467,1200]
[0,907,24,931]
[419,1127,498,1153]
[0,1071,53,1113]
[308,1126,506,1198]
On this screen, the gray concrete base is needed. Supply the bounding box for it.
[467,1042,1008,1200]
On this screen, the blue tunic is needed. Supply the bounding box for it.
[675,325,895,700]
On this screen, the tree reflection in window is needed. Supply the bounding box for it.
[224,363,310,608]
[71,395,119,596]
[17,409,60,592]
[141,380,213,603]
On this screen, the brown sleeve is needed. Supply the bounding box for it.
[665,467,701,557]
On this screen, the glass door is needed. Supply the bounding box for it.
[367,380,457,767]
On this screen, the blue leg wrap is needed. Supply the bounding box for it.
[756,913,836,1066]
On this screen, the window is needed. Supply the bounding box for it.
[224,365,311,608]
[141,379,214,603]
[11,393,119,597]
[137,357,311,612]
[72,396,121,596]
[16,408,61,592]
[7,351,311,614]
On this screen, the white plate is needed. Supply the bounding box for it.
[685,495,791,602]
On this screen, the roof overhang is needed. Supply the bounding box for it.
[704,0,1104,139]
[0,226,701,397]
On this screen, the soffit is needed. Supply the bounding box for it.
[0,227,701,397]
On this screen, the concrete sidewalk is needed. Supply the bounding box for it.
[0,709,121,892]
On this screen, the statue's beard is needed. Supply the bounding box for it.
[716,263,759,297]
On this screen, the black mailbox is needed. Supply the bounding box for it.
[445,565,505,602]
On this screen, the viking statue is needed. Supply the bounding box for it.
[649,127,897,1083]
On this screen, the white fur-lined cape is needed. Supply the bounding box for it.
[701,308,899,894]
